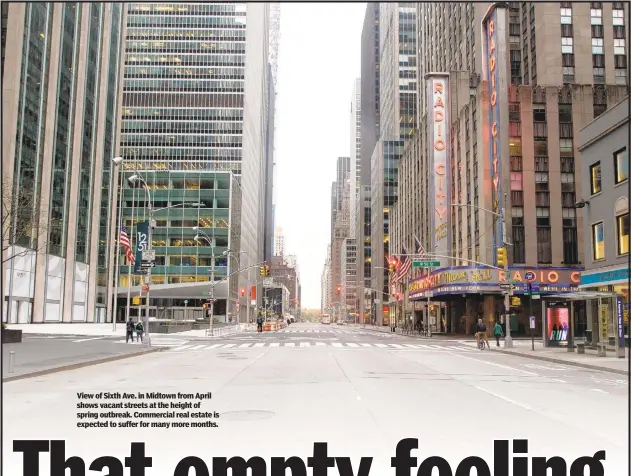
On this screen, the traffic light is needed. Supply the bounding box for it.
[511,297,521,307]
[389,258,398,273]
[240,288,245,297]
[337,286,341,295]
[259,266,265,276]
[496,247,507,267]
[265,265,270,276]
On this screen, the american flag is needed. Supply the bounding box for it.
[414,235,425,257]
[120,226,135,264]
[394,245,412,283]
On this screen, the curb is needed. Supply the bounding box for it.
[3,348,165,382]
[472,346,629,376]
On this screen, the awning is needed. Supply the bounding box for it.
[116,280,230,299]
[542,291,618,301]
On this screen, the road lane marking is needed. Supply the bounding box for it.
[206,344,223,349]
[375,344,388,348]
[389,344,404,348]
[360,343,372,347]
[472,385,535,411]
[315,342,326,346]
[72,337,104,342]
[188,345,207,350]
[447,352,539,376]
[300,342,310,347]
[239,343,252,348]
[269,343,280,347]
[173,345,195,351]
[346,343,359,348]
[591,388,608,393]
[253,343,265,347]
[332,343,343,348]
[221,343,236,348]
[284,343,295,347]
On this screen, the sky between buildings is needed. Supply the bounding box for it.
[275,3,365,309]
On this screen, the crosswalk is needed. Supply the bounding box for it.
[166,342,480,352]
[277,328,394,337]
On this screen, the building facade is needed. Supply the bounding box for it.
[274,226,284,257]
[321,244,331,314]
[577,96,629,340]
[3,3,125,323]
[331,178,351,320]
[350,78,361,240]
[120,3,271,322]
[391,2,630,334]
[357,4,381,324]
[341,237,357,321]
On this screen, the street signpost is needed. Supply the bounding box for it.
[412,260,440,267]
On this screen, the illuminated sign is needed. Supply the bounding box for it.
[408,266,582,298]
[482,4,508,262]
[426,73,450,266]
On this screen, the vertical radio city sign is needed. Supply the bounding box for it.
[482,3,509,261]
[426,73,450,267]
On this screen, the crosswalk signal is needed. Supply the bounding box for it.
[240,288,245,296]
[337,286,341,295]
[496,247,507,267]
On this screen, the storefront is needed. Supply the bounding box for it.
[408,266,582,335]
[579,266,629,344]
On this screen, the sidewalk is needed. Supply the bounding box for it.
[461,340,629,375]
[7,323,126,337]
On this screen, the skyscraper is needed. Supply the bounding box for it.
[349,78,361,240]
[118,3,271,322]
[2,3,125,324]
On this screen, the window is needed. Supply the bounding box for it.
[615,69,627,85]
[615,148,628,183]
[590,162,602,194]
[613,9,625,26]
[590,9,602,25]
[593,67,605,84]
[511,171,523,190]
[534,138,548,156]
[617,213,629,255]
[561,37,573,53]
[592,38,604,54]
[563,66,575,82]
[559,138,573,157]
[509,138,521,155]
[614,39,625,55]
[592,222,605,260]
[560,7,572,24]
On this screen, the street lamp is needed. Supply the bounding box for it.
[451,200,513,348]
[128,173,153,347]
[223,249,248,325]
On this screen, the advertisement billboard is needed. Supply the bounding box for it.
[426,73,450,267]
[547,307,569,344]
[134,221,150,275]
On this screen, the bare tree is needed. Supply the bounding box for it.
[1,174,57,264]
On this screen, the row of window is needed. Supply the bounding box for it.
[560,6,625,26]
[561,36,626,55]
[592,213,629,259]
[589,148,628,195]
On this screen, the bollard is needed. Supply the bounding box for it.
[9,351,15,373]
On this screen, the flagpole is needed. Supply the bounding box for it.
[113,168,124,331]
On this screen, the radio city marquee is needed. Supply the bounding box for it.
[426,73,451,266]
[408,266,582,299]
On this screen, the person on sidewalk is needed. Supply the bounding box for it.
[476,318,490,349]
[135,320,144,343]
[494,321,503,347]
[125,318,135,343]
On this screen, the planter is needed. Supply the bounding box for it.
[2,328,22,343]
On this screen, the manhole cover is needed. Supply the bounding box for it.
[221,410,275,421]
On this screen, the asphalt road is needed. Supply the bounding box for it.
[3,323,628,473]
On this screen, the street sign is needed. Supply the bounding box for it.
[142,249,155,262]
[532,294,541,300]
[502,290,510,295]
[499,283,515,290]
[524,271,536,281]
[529,316,536,329]
[413,261,440,267]
[203,292,212,295]
[142,285,149,293]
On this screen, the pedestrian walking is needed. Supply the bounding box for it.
[125,318,135,343]
[494,321,503,347]
[135,320,144,343]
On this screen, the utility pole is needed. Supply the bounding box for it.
[501,195,513,348]
[528,281,534,351]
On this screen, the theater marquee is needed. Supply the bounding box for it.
[426,73,451,267]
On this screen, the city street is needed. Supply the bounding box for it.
[3,323,628,472]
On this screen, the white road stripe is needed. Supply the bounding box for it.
[332,343,343,348]
[269,343,280,347]
[188,345,207,350]
[284,343,295,347]
[413,344,432,349]
[346,343,359,348]
[221,343,236,348]
[428,344,446,350]
[403,344,417,348]
[72,337,104,342]
[206,344,223,349]
[299,342,310,347]
[253,343,265,347]
[315,342,326,346]
[239,343,252,348]
[389,344,404,348]
[375,344,389,348]
[172,345,195,351]
[360,343,372,347]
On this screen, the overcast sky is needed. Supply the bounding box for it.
[274,3,366,309]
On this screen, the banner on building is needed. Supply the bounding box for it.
[426,73,451,267]
[134,221,150,275]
